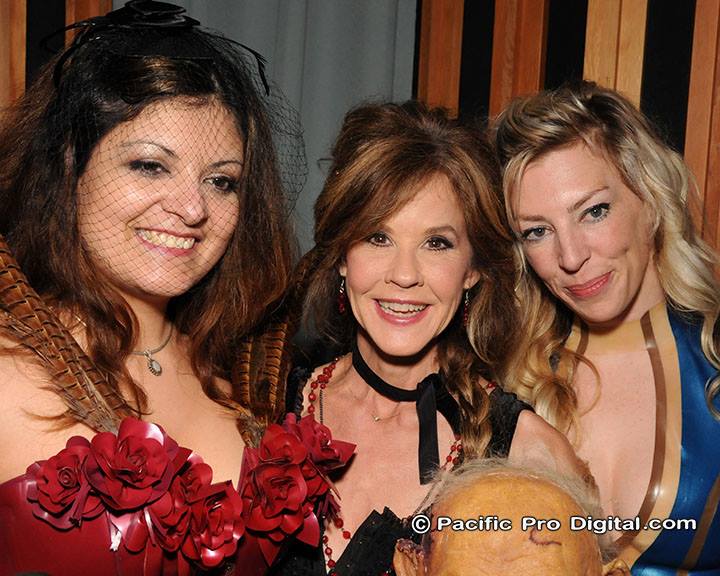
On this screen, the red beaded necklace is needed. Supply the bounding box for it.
[307,359,462,575]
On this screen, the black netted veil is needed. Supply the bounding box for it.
[49,0,306,207]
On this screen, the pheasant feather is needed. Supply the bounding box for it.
[0,235,132,432]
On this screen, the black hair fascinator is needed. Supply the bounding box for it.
[39,0,305,210]
[96,0,200,27]
[46,0,269,94]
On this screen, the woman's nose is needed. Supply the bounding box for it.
[556,228,591,274]
[160,176,208,226]
[385,248,423,287]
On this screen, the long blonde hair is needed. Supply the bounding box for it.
[490,81,720,430]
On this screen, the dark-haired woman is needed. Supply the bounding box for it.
[0,2,306,574]
[273,101,586,575]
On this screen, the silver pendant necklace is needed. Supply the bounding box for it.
[131,326,173,376]
[60,308,173,377]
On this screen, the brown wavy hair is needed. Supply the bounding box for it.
[0,31,295,430]
[301,101,517,458]
[490,80,720,430]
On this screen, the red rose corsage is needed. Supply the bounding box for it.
[26,414,354,574]
[238,413,355,569]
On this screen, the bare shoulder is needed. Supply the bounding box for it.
[508,410,591,481]
[0,348,57,417]
[0,347,92,482]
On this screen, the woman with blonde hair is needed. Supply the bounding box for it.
[491,80,720,571]
[274,100,583,575]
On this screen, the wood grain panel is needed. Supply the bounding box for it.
[417,0,465,116]
[584,0,647,106]
[489,0,549,116]
[616,0,648,104]
[584,0,622,89]
[0,0,27,108]
[685,0,720,245]
[66,0,113,26]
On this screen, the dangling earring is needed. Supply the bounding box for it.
[338,278,347,314]
[462,290,470,328]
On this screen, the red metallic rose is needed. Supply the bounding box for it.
[23,414,354,574]
[84,418,180,510]
[26,436,103,529]
[258,422,308,465]
[295,415,355,470]
[291,415,355,498]
[183,481,245,568]
[238,414,355,566]
[135,455,212,553]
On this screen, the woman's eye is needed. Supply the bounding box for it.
[520,226,548,242]
[129,159,167,176]
[205,175,239,193]
[368,232,390,246]
[426,236,453,250]
[584,202,610,222]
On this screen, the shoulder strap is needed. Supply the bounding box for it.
[486,388,533,457]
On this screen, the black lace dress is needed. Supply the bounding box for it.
[269,368,532,576]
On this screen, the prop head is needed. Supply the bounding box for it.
[393,460,629,576]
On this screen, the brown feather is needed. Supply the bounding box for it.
[0,235,133,432]
[229,247,321,437]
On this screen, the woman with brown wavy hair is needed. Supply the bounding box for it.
[0,2,313,574]
[274,101,583,575]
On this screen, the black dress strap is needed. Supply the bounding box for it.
[486,388,533,457]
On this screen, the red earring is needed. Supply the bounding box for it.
[462,290,470,327]
[338,278,347,314]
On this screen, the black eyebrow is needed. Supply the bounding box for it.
[208,160,244,169]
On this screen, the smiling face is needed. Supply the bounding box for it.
[339,174,480,360]
[513,142,664,327]
[76,98,242,303]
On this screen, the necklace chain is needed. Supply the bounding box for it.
[64,308,173,378]
[306,359,462,575]
[130,325,173,377]
[130,325,174,356]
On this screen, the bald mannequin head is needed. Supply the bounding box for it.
[394,460,629,576]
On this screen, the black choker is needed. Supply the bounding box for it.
[351,340,460,484]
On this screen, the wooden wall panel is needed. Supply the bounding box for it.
[66,0,113,26]
[417,0,464,116]
[1,1,112,109]
[421,0,720,248]
[685,0,720,246]
[615,0,648,104]
[489,0,549,116]
[0,1,27,109]
[584,0,622,89]
[583,0,648,106]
